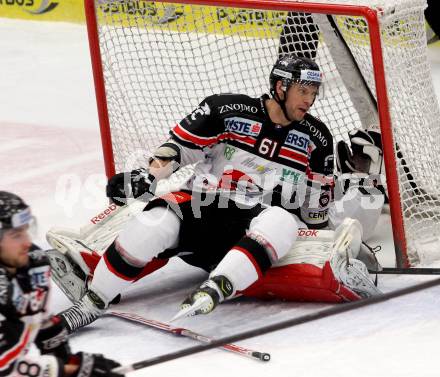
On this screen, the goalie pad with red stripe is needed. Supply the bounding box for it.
[242,226,363,302]
[242,261,361,302]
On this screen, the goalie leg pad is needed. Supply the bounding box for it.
[242,220,375,302]
[46,227,104,303]
[242,261,361,302]
[330,218,382,298]
[88,207,179,304]
[46,229,99,278]
[46,249,89,302]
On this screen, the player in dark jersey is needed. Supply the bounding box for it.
[0,191,123,377]
[56,55,381,332]
[425,0,439,44]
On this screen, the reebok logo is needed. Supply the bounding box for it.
[297,229,318,237]
[90,203,118,224]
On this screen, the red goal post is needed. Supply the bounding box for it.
[84,0,440,268]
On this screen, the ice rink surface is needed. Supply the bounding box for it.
[1,18,440,377]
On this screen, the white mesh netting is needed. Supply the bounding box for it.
[88,0,440,265]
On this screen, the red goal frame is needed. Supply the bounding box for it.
[84,0,408,267]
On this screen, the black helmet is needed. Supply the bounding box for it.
[270,55,322,96]
[0,191,32,231]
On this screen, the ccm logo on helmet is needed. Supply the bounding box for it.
[297,229,318,237]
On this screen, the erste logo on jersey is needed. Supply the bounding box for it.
[224,117,262,137]
[285,129,310,152]
[12,282,48,315]
[30,266,50,287]
[11,265,50,315]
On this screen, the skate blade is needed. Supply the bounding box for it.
[170,295,212,322]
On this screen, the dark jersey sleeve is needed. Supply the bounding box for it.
[426,0,440,38]
[307,116,334,178]
[170,95,226,149]
[0,252,61,376]
[0,316,28,375]
[0,319,61,377]
[300,115,334,229]
[0,268,28,375]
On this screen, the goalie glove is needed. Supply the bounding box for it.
[335,129,386,198]
[106,168,157,206]
[336,129,383,175]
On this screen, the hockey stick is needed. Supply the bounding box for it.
[369,267,440,275]
[111,277,440,373]
[107,311,270,365]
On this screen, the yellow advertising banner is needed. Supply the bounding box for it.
[0,0,288,35]
[0,0,414,46]
[0,0,85,23]
[95,2,287,38]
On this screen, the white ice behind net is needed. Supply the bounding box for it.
[92,0,440,265]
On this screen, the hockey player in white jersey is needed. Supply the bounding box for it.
[0,191,124,377]
[51,55,383,332]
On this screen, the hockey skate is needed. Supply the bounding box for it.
[330,218,382,298]
[171,275,233,321]
[59,290,107,333]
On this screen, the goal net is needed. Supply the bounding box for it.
[85,0,440,267]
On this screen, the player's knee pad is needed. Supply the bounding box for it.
[248,206,299,261]
[116,207,180,264]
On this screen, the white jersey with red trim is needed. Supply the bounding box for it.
[170,93,334,228]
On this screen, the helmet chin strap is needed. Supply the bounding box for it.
[274,89,293,123]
